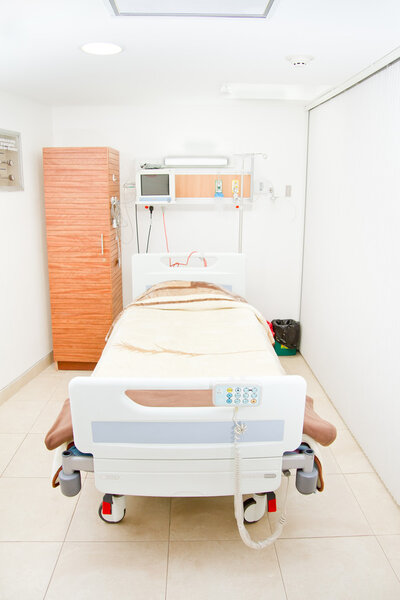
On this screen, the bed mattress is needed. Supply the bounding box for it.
[93,281,284,379]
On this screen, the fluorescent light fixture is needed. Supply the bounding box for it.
[164,157,229,167]
[108,0,275,18]
[80,42,123,55]
[221,83,330,101]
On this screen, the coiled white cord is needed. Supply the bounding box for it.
[233,407,290,549]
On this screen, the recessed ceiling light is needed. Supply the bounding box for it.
[80,42,123,55]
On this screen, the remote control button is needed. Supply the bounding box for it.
[227,387,233,392]
[235,387,241,392]
[243,398,249,403]
[234,399,240,404]
[226,398,233,404]
[251,398,257,404]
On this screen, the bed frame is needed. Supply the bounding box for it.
[59,253,318,528]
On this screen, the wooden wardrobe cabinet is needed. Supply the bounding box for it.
[43,147,123,370]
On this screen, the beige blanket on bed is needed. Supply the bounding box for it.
[94,290,281,379]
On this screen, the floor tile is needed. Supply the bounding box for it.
[346,473,400,534]
[66,478,170,542]
[48,380,70,399]
[314,442,341,474]
[167,541,286,600]
[276,536,400,600]
[0,399,46,434]
[269,474,372,538]
[45,541,168,600]
[0,478,78,541]
[170,495,271,541]
[3,433,54,477]
[11,375,60,403]
[61,370,92,383]
[378,535,400,579]
[280,355,326,397]
[0,433,25,475]
[331,429,374,474]
[42,364,60,376]
[30,396,67,435]
[280,355,348,431]
[0,542,61,600]
[279,355,310,376]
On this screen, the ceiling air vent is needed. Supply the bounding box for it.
[107,0,275,18]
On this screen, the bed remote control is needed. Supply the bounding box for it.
[213,384,261,406]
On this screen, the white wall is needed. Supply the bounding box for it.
[0,90,53,390]
[301,61,400,502]
[52,100,307,318]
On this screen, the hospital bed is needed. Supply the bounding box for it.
[56,253,320,549]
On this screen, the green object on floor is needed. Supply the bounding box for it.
[274,342,297,356]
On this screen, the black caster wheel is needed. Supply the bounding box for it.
[98,496,126,523]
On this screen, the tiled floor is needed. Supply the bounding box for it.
[0,355,399,599]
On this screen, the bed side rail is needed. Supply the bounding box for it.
[69,375,306,460]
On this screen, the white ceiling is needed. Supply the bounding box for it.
[1,0,399,106]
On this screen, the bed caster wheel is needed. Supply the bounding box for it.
[59,470,81,497]
[296,465,319,495]
[98,494,126,523]
[243,494,267,523]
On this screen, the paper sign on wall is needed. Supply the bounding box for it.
[0,130,23,191]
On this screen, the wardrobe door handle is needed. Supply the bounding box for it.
[100,234,104,255]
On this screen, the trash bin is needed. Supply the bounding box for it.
[271,319,300,356]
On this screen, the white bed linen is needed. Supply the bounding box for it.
[93,294,284,379]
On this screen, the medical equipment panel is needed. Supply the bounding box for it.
[136,169,175,204]
[174,173,251,200]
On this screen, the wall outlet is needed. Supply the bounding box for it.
[255,179,272,194]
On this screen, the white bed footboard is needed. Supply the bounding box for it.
[69,375,306,497]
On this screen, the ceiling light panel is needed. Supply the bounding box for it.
[109,0,275,18]
[81,42,123,55]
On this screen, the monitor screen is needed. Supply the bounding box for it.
[141,173,170,196]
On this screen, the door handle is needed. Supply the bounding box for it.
[100,234,104,255]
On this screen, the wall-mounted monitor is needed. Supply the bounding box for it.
[136,170,175,204]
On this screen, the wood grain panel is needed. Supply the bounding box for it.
[175,174,251,199]
[43,147,121,368]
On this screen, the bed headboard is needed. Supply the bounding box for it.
[132,253,245,299]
